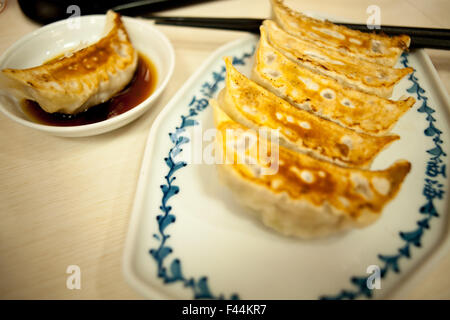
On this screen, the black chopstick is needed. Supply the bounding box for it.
[145,16,450,50]
[152,17,263,33]
[112,0,217,16]
[337,23,450,39]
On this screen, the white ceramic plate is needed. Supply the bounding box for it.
[0,15,174,137]
[123,35,450,299]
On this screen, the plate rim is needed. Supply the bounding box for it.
[122,34,257,300]
[385,49,450,299]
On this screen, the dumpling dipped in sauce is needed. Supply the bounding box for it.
[0,10,144,119]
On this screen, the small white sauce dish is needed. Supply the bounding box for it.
[0,14,175,137]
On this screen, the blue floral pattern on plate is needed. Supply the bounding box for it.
[321,52,446,300]
[149,48,254,300]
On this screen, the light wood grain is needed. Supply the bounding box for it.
[0,0,449,299]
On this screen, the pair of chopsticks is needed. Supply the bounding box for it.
[144,16,450,50]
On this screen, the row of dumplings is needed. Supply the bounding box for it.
[211,0,414,238]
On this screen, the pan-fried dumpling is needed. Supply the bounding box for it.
[252,24,415,135]
[262,20,413,98]
[271,0,410,67]
[220,57,399,169]
[212,100,411,239]
[0,10,137,114]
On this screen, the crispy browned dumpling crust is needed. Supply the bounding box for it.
[271,0,410,67]
[212,100,411,238]
[262,20,413,98]
[252,24,415,135]
[221,57,399,169]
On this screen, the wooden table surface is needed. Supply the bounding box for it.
[0,0,449,299]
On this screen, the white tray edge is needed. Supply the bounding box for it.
[122,40,450,300]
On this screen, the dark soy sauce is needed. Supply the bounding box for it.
[21,53,157,126]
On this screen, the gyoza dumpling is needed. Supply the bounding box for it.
[212,99,411,239]
[219,57,399,169]
[262,20,413,98]
[0,10,137,114]
[252,24,415,135]
[271,0,410,67]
